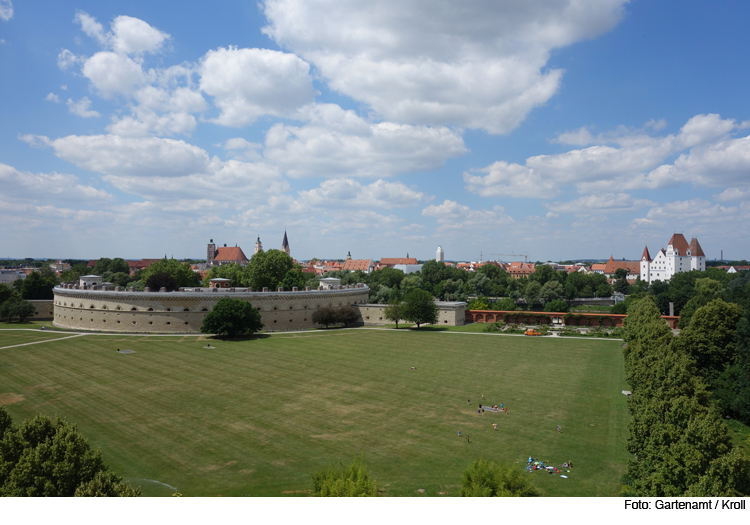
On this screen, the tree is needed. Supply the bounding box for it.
[311,456,378,497]
[539,280,563,305]
[0,408,139,497]
[402,289,438,328]
[281,267,307,290]
[524,281,541,307]
[109,258,130,275]
[614,268,628,280]
[141,258,199,288]
[596,283,612,298]
[0,283,13,306]
[145,272,178,292]
[203,263,245,287]
[676,299,743,384]
[337,305,360,327]
[244,249,296,290]
[544,299,568,312]
[200,298,263,337]
[494,297,516,311]
[74,470,143,497]
[383,300,404,328]
[0,297,36,323]
[312,306,338,328]
[369,267,405,289]
[467,297,490,310]
[460,458,539,497]
[19,272,56,300]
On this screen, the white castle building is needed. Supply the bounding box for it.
[640,233,705,284]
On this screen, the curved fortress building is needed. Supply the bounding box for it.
[53,284,370,333]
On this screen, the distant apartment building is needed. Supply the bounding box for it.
[0,269,26,284]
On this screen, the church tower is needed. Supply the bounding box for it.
[281,230,290,256]
[207,239,216,266]
[255,236,263,254]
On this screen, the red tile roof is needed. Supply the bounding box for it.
[343,259,372,271]
[602,256,640,276]
[379,257,418,266]
[668,234,690,256]
[689,237,705,257]
[641,246,651,262]
[214,246,248,263]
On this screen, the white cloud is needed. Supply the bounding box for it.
[264,103,466,178]
[297,178,426,209]
[82,52,147,98]
[0,0,13,22]
[714,187,750,202]
[45,93,60,103]
[110,15,170,55]
[27,133,287,204]
[67,97,100,118]
[466,114,746,197]
[545,193,656,215]
[632,199,747,234]
[222,138,263,162]
[75,11,169,55]
[0,163,113,204]
[422,199,514,232]
[262,0,627,133]
[57,49,82,71]
[198,46,315,127]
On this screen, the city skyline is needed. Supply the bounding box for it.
[1,1,749,261]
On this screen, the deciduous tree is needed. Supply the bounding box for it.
[402,289,438,328]
[200,298,263,337]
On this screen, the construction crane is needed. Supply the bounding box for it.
[491,252,529,263]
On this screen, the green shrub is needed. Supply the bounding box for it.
[460,458,539,497]
[312,456,378,497]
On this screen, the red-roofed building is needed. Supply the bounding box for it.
[343,252,374,273]
[206,239,249,267]
[602,256,641,281]
[379,257,418,268]
[506,261,536,279]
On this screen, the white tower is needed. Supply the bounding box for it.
[436,245,444,263]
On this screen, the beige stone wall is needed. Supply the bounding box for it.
[29,300,54,319]
[53,286,369,333]
[358,302,466,326]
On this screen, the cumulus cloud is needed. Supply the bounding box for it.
[25,134,287,204]
[0,163,113,204]
[0,0,13,22]
[67,97,100,118]
[465,114,746,197]
[297,178,426,209]
[422,199,514,232]
[631,199,748,236]
[57,49,82,71]
[264,103,466,178]
[45,93,60,103]
[198,46,314,127]
[262,0,627,133]
[545,193,656,215]
[82,51,147,99]
[75,12,170,55]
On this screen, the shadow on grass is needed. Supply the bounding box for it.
[203,333,273,342]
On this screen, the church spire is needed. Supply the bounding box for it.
[281,230,290,256]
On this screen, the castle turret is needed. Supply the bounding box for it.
[255,236,263,254]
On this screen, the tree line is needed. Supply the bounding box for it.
[620,295,750,496]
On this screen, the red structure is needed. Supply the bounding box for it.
[465,310,679,329]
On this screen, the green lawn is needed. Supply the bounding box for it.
[0,327,630,496]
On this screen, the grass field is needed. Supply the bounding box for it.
[0,324,631,496]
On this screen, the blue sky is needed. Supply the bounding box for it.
[1,0,749,262]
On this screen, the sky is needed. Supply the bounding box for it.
[1,0,749,262]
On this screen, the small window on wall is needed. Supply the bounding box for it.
[184,322,189,325]
[183,308,189,312]
[202,308,208,312]
[148,308,154,312]
[131,307,137,311]
[166,308,171,312]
